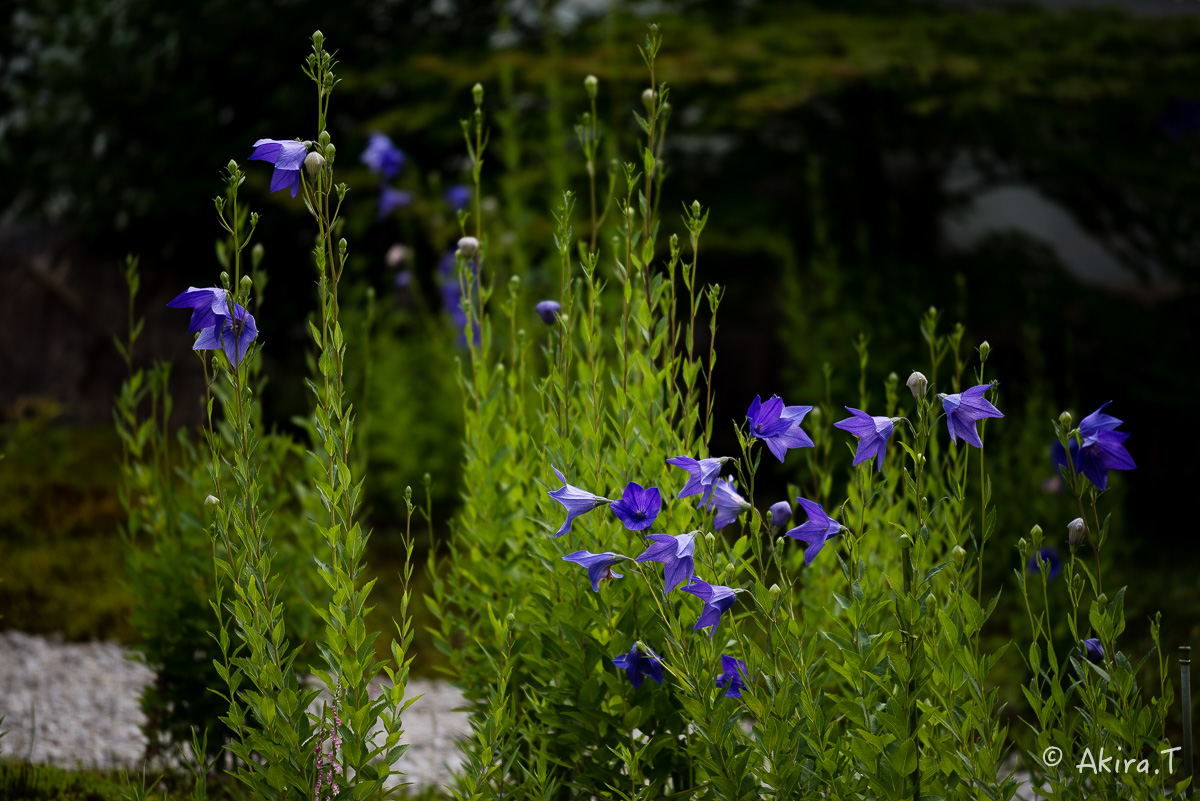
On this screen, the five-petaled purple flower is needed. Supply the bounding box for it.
[940,384,1004,448]
[666,455,727,506]
[248,139,307,198]
[1027,547,1063,580]
[562,550,625,591]
[768,500,792,529]
[445,184,472,211]
[377,186,412,219]
[636,532,696,594]
[746,395,815,462]
[784,497,842,566]
[360,132,405,179]
[167,287,259,367]
[535,300,561,324]
[610,482,662,531]
[1052,403,1136,492]
[683,578,738,639]
[548,466,610,538]
[611,643,663,689]
[1082,637,1105,665]
[834,408,899,472]
[701,478,751,530]
[714,654,751,698]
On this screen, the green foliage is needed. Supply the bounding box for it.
[0,761,129,801]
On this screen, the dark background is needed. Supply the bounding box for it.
[2,0,1198,655]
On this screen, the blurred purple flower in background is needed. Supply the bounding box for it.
[548,466,610,538]
[611,482,662,531]
[562,550,625,592]
[1027,547,1063,580]
[1159,99,1200,140]
[701,478,751,530]
[784,497,841,565]
[636,532,696,594]
[377,186,412,218]
[1053,402,1136,491]
[360,132,405,179]
[393,270,412,289]
[715,654,751,698]
[445,184,472,211]
[611,643,663,689]
[248,139,306,197]
[940,384,1003,448]
[746,395,814,462]
[834,408,898,472]
[535,300,561,324]
[683,578,738,639]
[666,455,727,505]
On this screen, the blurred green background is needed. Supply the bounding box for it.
[2,0,1198,681]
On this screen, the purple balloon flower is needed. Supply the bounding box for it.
[701,478,751,530]
[784,497,842,566]
[611,643,663,689]
[746,395,815,462]
[610,482,662,531]
[1027,547,1063,580]
[445,184,472,211]
[562,550,625,592]
[1053,403,1136,492]
[548,466,610,538]
[666,455,727,505]
[167,287,258,367]
[535,300,561,324]
[377,186,412,218]
[360,132,405,179]
[248,139,307,198]
[834,408,899,472]
[714,654,751,698]
[768,500,792,528]
[635,532,696,594]
[683,578,739,639]
[1082,637,1105,665]
[940,384,1004,448]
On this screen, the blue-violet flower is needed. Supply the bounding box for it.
[535,300,561,324]
[785,497,842,565]
[666,455,727,505]
[1052,402,1136,491]
[940,384,1004,448]
[1082,637,1105,665]
[768,500,792,529]
[548,466,610,538]
[683,578,738,639]
[248,139,307,198]
[746,395,814,462]
[167,287,258,367]
[701,478,751,530]
[360,132,405,179]
[562,550,625,592]
[715,654,751,698]
[611,643,663,689]
[1027,547,1063,580]
[610,482,662,531]
[636,532,696,594]
[834,407,899,472]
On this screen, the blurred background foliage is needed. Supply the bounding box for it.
[1,0,1198,684]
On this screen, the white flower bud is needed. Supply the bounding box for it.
[906,371,928,399]
[204,495,220,514]
[304,150,326,176]
[951,545,966,568]
[457,236,479,259]
[584,75,598,98]
[1067,517,1087,548]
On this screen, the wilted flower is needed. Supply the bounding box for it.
[377,186,412,218]
[700,478,751,530]
[445,184,472,211]
[611,643,663,689]
[940,384,1004,448]
[666,455,727,505]
[548,466,610,538]
[1082,637,1105,664]
[1067,517,1087,548]
[1053,402,1136,492]
[714,654,751,698]
[1027,547,1063,580]
[248,139,307,198]
[562,550,625,592]
[535,300,561,324]
[784,497,842,565]
[360,132,405,179]
[834,408,899,472]
[611,482,662,531]
[906,371,928,399]
[746,395,814,462]
[683,578,738,639]
[768,501,792,529]
[167,287,258,367]
[635,532,696,594]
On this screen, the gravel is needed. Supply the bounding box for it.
[0,630,469,792]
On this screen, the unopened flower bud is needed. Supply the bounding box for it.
[692,200,701,218]
[899,533,911,548]
[457,236,479,259]
[978,341,991,361]
[338,238,348,260]
[535,300,561,325]
[1067,517,1087,548]
[724,563,736,579]
[584,74,598,98]
[318,130,331,148]
[506,612,515,623]
[642,88,656,109]
[323,143,336,163]
[660,102,672,123]
[204,495,220,513]
[906,371,928,399]
[1059,411,1073,429]
[768,500,792,529]
[472,82,484,106]
[952,545,966,568]
[705,533,716,548]
[251,242,265,269]
[1017,537,1028,558]
[239,274,252,294]
[405,486,412,503]
[304,150,326,176]
[220,271,231,291]
[809,406,821,420]
[312,30,324,48]
[775,536,784,551]
[226,159,238,175]
[769,584,782,602]
[1030,524,1043,547]
[887,371,899,386]
[1097,593,1108,608]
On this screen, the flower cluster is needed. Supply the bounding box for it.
[313,709,342,801]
